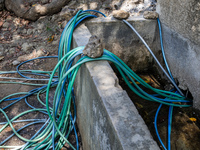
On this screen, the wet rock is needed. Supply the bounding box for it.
[83,35,103,58]
[0,45,3,52]
[12,60,20,65]
[143,11,158,19]
[113,10,130,20]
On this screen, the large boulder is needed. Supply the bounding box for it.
[5,0,71,21]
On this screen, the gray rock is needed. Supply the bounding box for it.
[0,45,3,52]
[143,11,158,19]
[113,10,130,20]
[61,20,67,29]
[9,47,15,54]
[27,29,33,35]
[37,23,44,30]
[3,22,9,28]
[83,35,104,58]
[12,34,21,41]
[22,43,32,51]
[22,29,27,34]
[12,60,20,65]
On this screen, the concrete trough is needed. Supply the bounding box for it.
[72,16,160,150]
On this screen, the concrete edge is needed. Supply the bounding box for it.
[72,23,160,150]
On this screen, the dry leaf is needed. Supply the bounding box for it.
[189,118,197,122]
[47,35,54,43]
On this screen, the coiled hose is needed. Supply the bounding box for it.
[0,10,191,150]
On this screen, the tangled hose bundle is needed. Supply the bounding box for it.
[0,10,191,150]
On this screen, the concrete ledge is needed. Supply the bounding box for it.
[85,16,158,72]
[73,23,159,149]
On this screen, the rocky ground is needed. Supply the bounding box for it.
[0,0,156,70]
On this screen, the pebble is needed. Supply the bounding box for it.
[9,48,15,54]
[22,29,27,34]
[22,43,32,51]
[12,34,21,41]
[12,60,20,65]
[37,23,44,30]
[143,11,158,19]
[27,29,33,35]
[3,22,9,28]
[113,10,130,20]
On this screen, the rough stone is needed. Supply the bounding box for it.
[9,47,15,54]
[22,29,27,34]
[5,0,71,21]
[112,10,130,19]
[2,22,9,28]
[83,35,103,58]
[22,43,32,51]
[12,60,20,66]
[143,11,158,19]
[27,29,33,35]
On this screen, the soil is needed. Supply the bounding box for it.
[118,73,200,150]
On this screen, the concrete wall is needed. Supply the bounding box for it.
[86,16,157,72]
[157,0,200,108]
[73,24,159,150]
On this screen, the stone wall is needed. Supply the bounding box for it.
[156,0,200,109]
